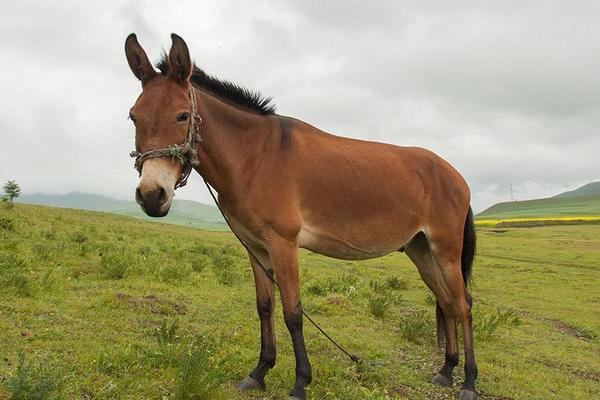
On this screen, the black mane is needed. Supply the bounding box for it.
[156,54,276,115]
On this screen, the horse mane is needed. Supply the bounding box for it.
[156,54,276,115]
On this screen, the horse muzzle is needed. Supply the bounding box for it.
[136,184,172,217]
[135,158,178,217]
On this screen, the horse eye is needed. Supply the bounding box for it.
[177,112,190,122]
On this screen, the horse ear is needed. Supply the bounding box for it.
[168,33,192,84]
[125,33,156,84]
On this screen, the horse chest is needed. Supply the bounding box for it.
[221,208,265,248]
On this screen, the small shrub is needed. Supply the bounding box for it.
[40,269,53,289]
[217,243,245,258]
[189,242,219,257]
[100,251,131,280]
[158,263,193,284]
[71,230,88,244]
[40,229,55,240]
[7,351,58,400]
[0,216,14,231]
[154,318,180,347]
[191,254,212,273]
[138,245,157,257]
[368,292,393,319]
[31,243,52,262]
[0,254,36,297]
[6,272,36,297]
[385,276,408,290]
[399,311,432,344]
[173,334,229,400]
[95,346,139,376]
[369,276,407,293]
[326,293,351,307]
[2,239,20,251]
[212,267,239,286]
[306,274,358,297]
[475,309,522,341]
[211,254,241,285]
[69,264,92,279]
[211,253,236,270]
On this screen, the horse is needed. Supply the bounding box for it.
[124,33,479,400]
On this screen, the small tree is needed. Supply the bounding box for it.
[3,180,21,205]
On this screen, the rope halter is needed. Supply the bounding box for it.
[129,86,203,189]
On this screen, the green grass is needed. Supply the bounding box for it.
[1,204,599,399]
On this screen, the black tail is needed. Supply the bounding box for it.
[461,206,476,286]
[436,206,477,348]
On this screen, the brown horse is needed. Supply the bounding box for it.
[125,33,479,400]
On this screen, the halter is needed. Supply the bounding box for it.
[129,86,203,189]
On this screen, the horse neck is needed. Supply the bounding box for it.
[193,88,272,196]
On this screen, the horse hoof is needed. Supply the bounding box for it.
[432,373,453,387]
[458,388,478,400]
[237,376,265,391]
[289,390,306,400]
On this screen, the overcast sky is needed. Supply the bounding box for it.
[1,0,599,212]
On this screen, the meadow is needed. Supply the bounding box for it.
[0,204,599,399]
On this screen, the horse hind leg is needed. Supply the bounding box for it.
[406,233,478,400]
[405,234,460,387]
[430,238,478,400]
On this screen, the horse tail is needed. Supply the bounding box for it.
[461,206,476,286]
[436,206,476,348]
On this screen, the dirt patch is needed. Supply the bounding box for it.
[551,320,592,341]
[20,331,33,340]
[572,369,600,382]
[486,229,509,234]
[116,292,188,315]
[479,392,514,400]
[387,385,410,398]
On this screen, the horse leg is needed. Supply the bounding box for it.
[238,248,276,391]
[268,239,311,400]
[428,237,479,400]
[406,233,460,387]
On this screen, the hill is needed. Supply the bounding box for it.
[554,181,600,198]
[16,191,227,230]
[478,182,600,218]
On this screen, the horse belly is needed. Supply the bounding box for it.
[297,223,415,260]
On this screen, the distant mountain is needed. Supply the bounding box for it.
[478,182,600,218]
[16,192,228,230]
[554,181,600,198]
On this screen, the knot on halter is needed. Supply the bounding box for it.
[129,87,203,189]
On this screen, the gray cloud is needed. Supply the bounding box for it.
[0,0,598,212]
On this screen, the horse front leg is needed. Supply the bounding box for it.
[238,249,276,391]
[269,239,312,400]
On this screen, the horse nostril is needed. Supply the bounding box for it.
[135,187,144,204]
[158,187,167,204]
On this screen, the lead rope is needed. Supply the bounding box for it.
[202,179,361,363]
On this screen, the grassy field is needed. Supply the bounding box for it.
[1,204,599,399]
